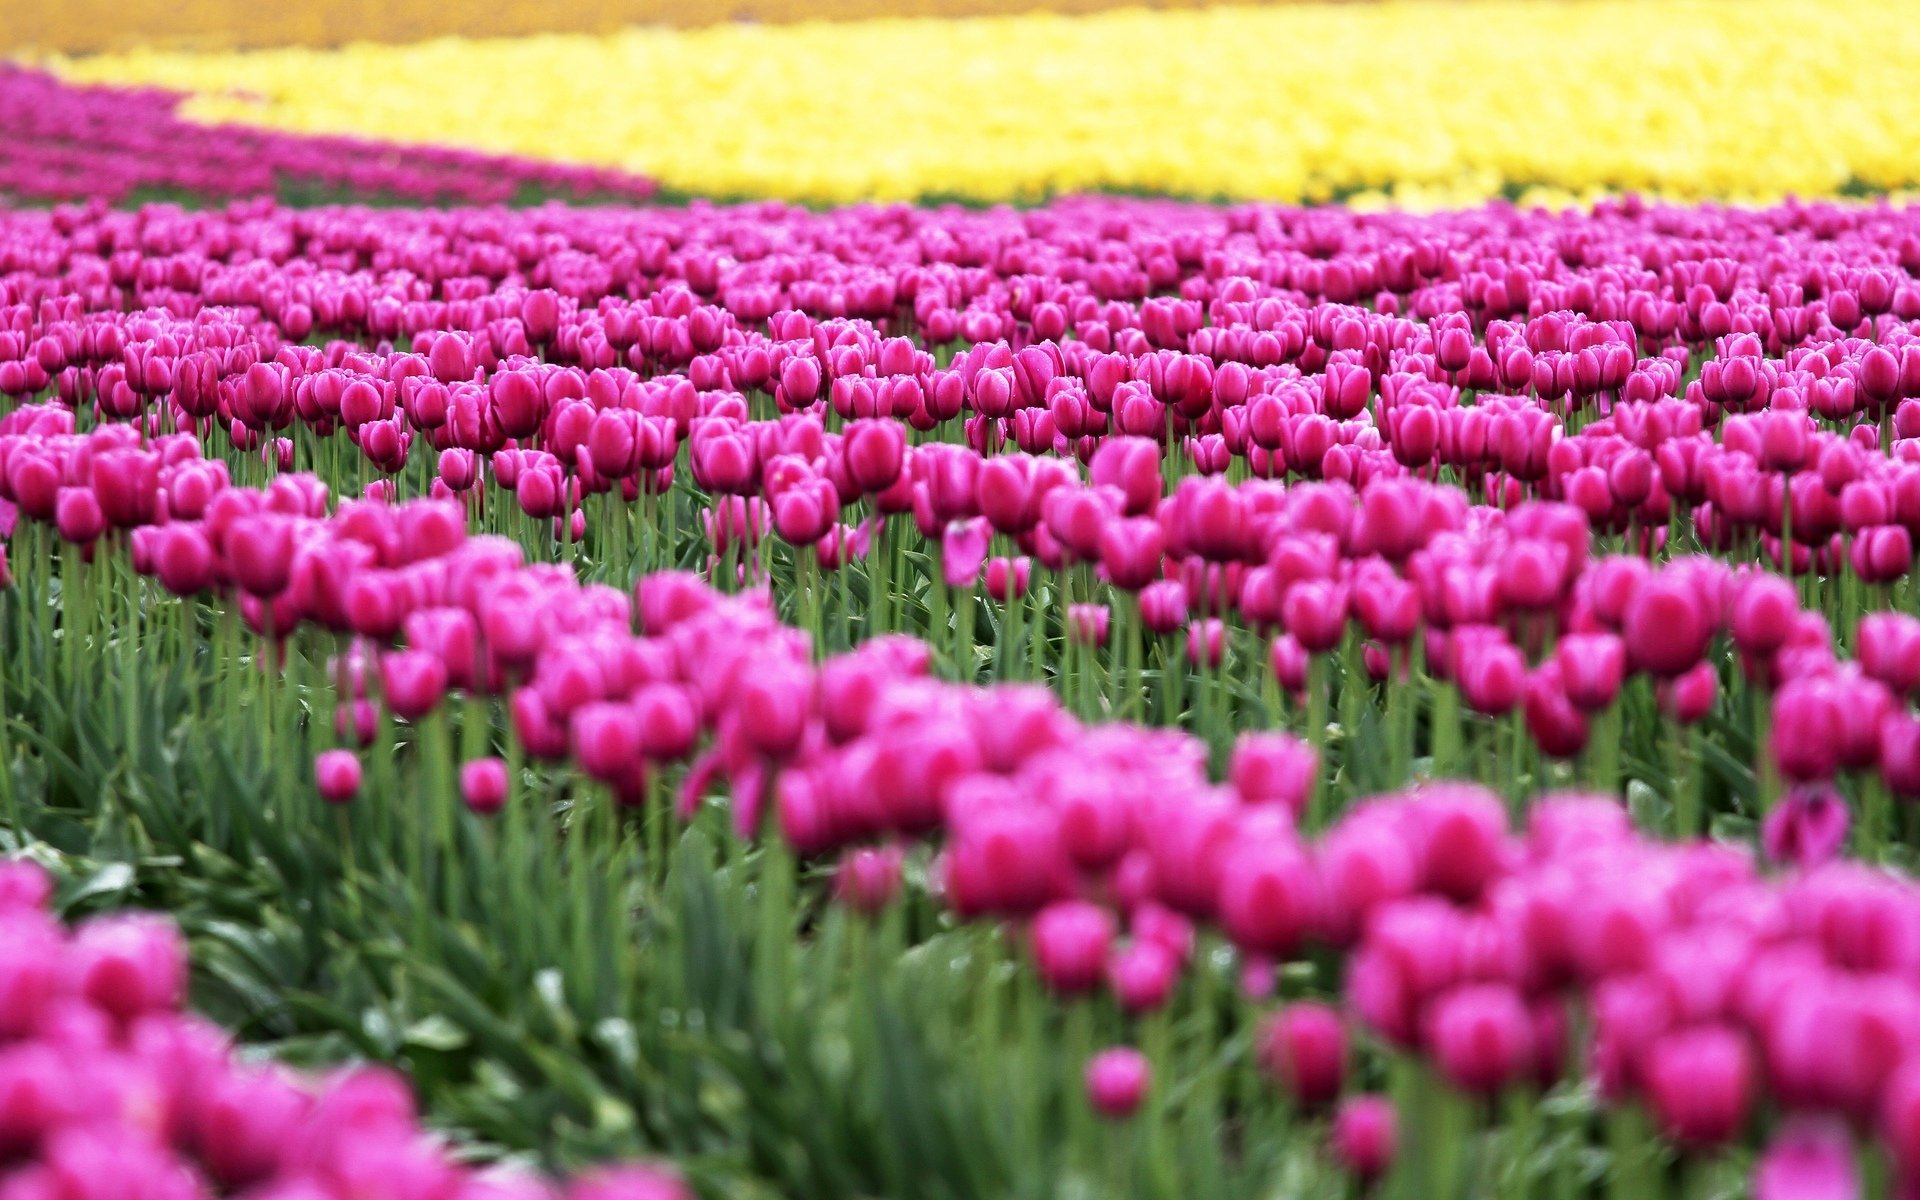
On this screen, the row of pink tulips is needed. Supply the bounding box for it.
[0,66,655,207]
[0,858,688,1200]
[9,461,1920,1195]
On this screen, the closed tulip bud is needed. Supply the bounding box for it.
[1853,526,1912,583]
[1427,982,1534,1094]
[835,845,904,916]
[942,517,993,590]
[1032,900,1117,996]
[460,758,509,816]
[152,524,215,596]
[1644,1024,1754,1146]
[1525,662,1591,760]
[314,749,362,804]
[1283,578,1349,655]
[1772,678,1843,783]
[224,515,297,596]
[1860,613,1920,696]
[1084,1047,1150,1120]
[1258,1003,1346,1106]
[779,355,822,409]
[736,659,812,760]
[1731,573,1799,657]
[54,486,105,545]
[631,684,700,762]
[1140,580,1188,636]
[1623,575,1711,677]
[1229,732,1317,816]
[1752,1120,1859,1200]
[1107,941,1178,1014]
[843,419,906,494]
[380,650,448,722]
[1099,516,1165,592]
[985,556,1031,603]
[1187,618,1226,668]
[1332,1095,1398,1181]
[1761,787,1849,871]
[1457,633,1526,716]
[571,701,643,784]
[1660,661,1718,725]
[1555,633,1625,712]
[1067,602,1110,648]
[1218,834,1320,957]
[1088,436,1162,516]
[70,913,185,1022]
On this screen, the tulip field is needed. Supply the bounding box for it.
[7,5,1920,1200]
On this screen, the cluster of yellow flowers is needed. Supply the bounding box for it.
[9,0,1256,54]
[49,0,1920,207]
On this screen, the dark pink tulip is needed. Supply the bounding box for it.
[1099,516,1164,592]
[1187,618,1226,668]
[1282,578,1348,655]
[1331,1095,1397,1181]
[1524,663,1590,760]
[1644,1024,1754,1146]
[460,758,509,816]
[1229,733,1317,817]
[53,487,104,545]
[1218,833,1320,957]
[1555,633,1625,712]
[1660,661,1718,725]
[1773,678,1843,783]
[1731,573,1798,658]
[632,684,700,762]
[772,478,838,546]
[1859,613,1920,695]
[314,749,362,805]
[1622,574,1710,677]
[1412,784,1507,903]
[1107,941,1178,1014]
[380,650,448,722]
[1258,1003,1346,1107]
[1427,982,1533,1094]
[69,913,185,1023]
[570,701,643,785]
[1752,1120,1858,1200]
[835,845,904,916]
[1067,603,1110,648]
[842,420,907,496]
[734,659,812,760]
[985,556,1031,603]
[1084,1048,1150,1120]
[1088,436,1161,516]
[1031,900,1116,996]
[1455,631,1525,716]
[1853,526,1912,583]
[942,517,992,589]
[1762,787,1849,872]
[152,525,216,596]
[223,515,297,596]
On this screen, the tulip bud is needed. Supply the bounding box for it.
[1258,1003,1346,1107]
[1084,1047,1150,1120]
[314,750,362,805]
[1331,1095,1398,1181]
[1031,901,1116,996]
[460,758,509,816]
[1644,1024,1754,1146]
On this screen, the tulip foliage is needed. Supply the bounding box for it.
[11,192,1920,1198]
